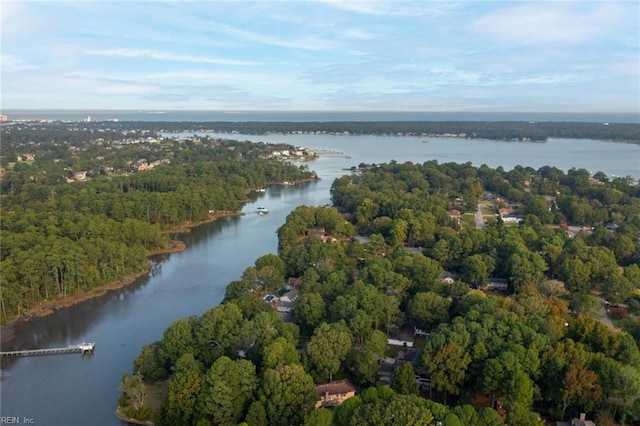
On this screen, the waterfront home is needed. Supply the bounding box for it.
[273,289,298,313]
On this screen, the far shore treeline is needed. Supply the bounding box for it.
[2,119,639,143]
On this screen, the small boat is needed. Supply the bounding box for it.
[256,188,266,193]
[256,206,269,215]
[78,342,96,354]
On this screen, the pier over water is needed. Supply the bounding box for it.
[1,342,95,357]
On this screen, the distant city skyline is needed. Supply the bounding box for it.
[2,1,639,113]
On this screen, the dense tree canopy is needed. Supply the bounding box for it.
[0,129,316,322]
[110,154,638,425]
[6,120,640,424]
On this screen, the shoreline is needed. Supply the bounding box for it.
[115,407,155,426]
[0,178,318,340]
[0,210,243,343]
[161,209,244,234]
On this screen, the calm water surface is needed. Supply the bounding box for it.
[0,182,329,426]
[200,133,640,180]
[1,135,638,426]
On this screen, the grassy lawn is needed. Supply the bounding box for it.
[481,204,496,215]
[462,213,476,229]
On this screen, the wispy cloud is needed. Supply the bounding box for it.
[1,55,37,72]
[209,23,336,51]
[84,48,260,66]
[144,70,298,91]
[471,2,636,45]
[316,0,430,17]
[341,28,377,40]
[1,0,637,112]
[506,74,588,86]
[317,0,391,16]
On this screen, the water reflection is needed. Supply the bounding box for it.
[1,273,153,356]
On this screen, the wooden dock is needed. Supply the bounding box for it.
[1,342,95,357]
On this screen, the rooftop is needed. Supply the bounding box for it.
[316,379,356,397]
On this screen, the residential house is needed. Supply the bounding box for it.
[605,222,618,231]
[133,158,148,171]
[320,235,338,243]
[72,171,87,181]
[273,288,299,313]
[447,209,462,225]
[377,357,396,385]
[485,278,509,292]
[501,216,523,224]
[315,379,356,409]
[555,413,596,426]
[571,413,596,426]
[588,177,604,186]
[386,321,417,347]
[498,207,514,217]
[439,271,457,285]
[563,225,593,238]
[377,349,423,387]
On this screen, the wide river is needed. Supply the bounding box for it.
[1,134,638,425]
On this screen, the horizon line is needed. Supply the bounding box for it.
[2,109,639,114]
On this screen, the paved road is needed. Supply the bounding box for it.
[597,296,616,330]
[475,205,485,228]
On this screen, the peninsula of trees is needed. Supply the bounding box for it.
[122,159,640,425]
[0,125,317,323]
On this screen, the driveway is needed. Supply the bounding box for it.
[475,204,485,228]
[597,296,616,331]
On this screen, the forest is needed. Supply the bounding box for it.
[0,127,316,322]
[2,119,639,145]
[122,159,640,425]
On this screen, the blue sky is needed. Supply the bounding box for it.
[1,0,639,112]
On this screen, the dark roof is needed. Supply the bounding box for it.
[316,379,355,397]
[387,321,416,342]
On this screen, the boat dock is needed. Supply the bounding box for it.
[1,342,95,357]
